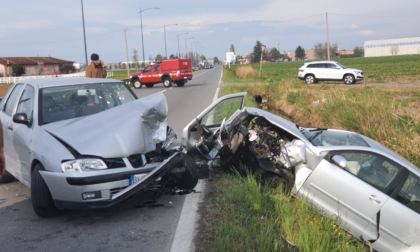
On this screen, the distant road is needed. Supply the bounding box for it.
[0,66,223,252]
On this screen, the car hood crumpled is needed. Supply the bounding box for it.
[42,91,168,158]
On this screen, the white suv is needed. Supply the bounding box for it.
[298,61,364,84]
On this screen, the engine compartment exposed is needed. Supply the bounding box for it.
[211,115,301,180]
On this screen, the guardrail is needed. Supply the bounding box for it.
[0,71,114,84]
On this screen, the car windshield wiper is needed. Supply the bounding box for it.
[307,128,327,142]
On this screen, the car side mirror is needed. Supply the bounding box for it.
[331,155,347,168]
[13,113,32,127]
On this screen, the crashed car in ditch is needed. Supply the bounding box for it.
[0,77,198,217]
[181,92,420,252]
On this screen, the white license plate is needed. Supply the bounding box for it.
[130,173,147,185]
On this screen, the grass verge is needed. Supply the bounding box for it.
[197,170,367,252]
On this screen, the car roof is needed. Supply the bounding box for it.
[18,77,123,89]
[306,61,338,64]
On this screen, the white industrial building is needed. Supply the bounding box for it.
[364,37,420,57]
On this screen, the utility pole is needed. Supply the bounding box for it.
[326,12,330,61]
[81,0,88,67]
[124,29,130,79]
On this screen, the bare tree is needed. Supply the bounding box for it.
[353,46,364,57]
[314,42,338,60]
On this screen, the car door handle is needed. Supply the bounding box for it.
[7,125,13,131]
[369,195,381,204]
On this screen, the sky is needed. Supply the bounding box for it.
[1,0,419,65]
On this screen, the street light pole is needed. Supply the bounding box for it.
[81,0,88,67]
[177,32,188,58]
[138,7,159,67]
[164,23,178,59]
[184,36,193,58]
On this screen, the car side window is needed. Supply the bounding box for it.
[143,66,151,72]
[395,174,420,214]
[330,151,402,191]
[154,65,160,71]
[3,84,24,116]
[16,85,35,118]
[327,63,337,69]
[201,96,244,127]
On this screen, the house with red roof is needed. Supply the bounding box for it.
[0,57,75,77]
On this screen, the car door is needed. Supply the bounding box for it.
[0,84,26,180]
[363,172,420,251]
[182,92,247,154]
[325,62,342,80]
[297,149,402,239]
[151,65,161,83]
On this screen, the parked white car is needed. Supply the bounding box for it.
[298,61,364,84]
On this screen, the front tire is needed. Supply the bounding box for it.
[305,74,316,84]
[162,77,173,88]
[344,74,355,84]
[31,164,58,217]
[133,79,142,89]
[176,153,198,191]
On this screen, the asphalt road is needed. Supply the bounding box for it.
[0,66,223,252]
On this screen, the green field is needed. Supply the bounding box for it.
[224,54,420,84]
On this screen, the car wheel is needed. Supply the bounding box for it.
[176,81,185,87]
[305,75,316,84]
[31,163,58,217]
[162,77,173,88]
[344,74,355,85]
[176,153,198,191]
[260,170,294,194]
[133,80,142,89]
[145,84,154,88]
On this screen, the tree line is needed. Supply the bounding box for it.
[243,41,365,63]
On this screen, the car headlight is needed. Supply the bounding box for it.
[61,159,108,172]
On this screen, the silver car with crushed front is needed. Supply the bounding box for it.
[0,77,198,217]
[182,92,420,252]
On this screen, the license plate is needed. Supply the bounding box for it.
[130,173,147,185]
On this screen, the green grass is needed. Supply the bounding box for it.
[203,173,367,252]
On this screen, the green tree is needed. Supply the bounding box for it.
[251,40,266,63]
[155,54,163,62]
[353,46,364,57]
[213,57,219,64]
[230,44,235,54]
[268,47,281,62]
[169,54,176,59]
[295,46,306,61]
[59,64,76,74]
[11,64,25,76]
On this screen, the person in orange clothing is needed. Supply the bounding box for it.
[85,53,107,78]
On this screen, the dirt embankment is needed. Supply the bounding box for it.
[0,85,12,97]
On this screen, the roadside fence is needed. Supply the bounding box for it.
[0,71,114,84]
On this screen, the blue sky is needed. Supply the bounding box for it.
[1,0,419,64]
